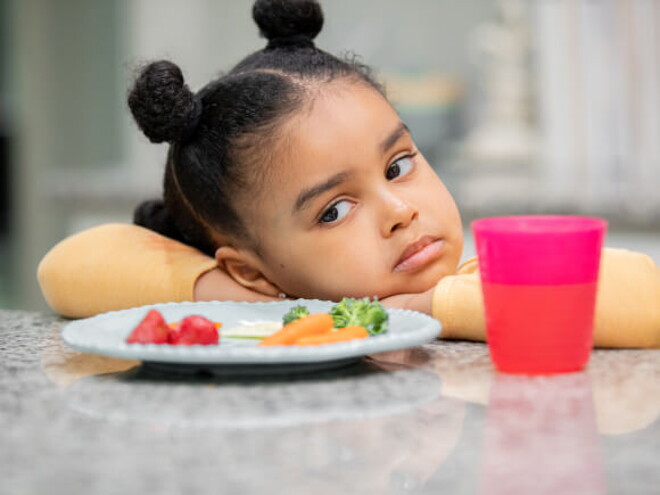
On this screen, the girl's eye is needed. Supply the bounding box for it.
[319,200,352,224]
[386,153,417,180]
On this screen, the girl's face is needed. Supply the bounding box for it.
[239,82,463,300]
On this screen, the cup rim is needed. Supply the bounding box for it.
[471,215,607,234]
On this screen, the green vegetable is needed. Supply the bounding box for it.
[282,305,310,325]
[329,297,389,336]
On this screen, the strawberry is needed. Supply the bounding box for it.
[126,309,170,344]
[169,315,219,345]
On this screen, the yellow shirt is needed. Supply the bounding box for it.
[37,224,217,318]
[38,223,660,348]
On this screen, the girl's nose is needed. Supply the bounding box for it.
[381,192,418,236]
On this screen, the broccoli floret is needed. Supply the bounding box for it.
[329,297,389,336]
[282,305,310,325]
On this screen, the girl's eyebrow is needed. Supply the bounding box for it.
[294,171,352,213]
[380,122,411,153]
[293,122,410,214]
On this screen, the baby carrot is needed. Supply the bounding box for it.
[259,313,334,346]
[295,326,369,346]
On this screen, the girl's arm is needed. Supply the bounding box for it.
[418,248,660,348]
[380,289,435,315]
[37,223,277,318]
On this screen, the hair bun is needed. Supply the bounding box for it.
[253,0,323,46]
[128,60,202,144]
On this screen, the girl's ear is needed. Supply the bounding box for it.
[214,246,281,297]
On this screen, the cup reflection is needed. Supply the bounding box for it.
[480,372,606,495]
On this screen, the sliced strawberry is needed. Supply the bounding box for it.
[126,309,170,344]
[169,315,219,345]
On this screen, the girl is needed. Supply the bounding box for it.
[38,0,660,348]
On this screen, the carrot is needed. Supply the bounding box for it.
[259,313,334,346]
[295,326,369,346]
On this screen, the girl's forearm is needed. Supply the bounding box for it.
[380,288,434,315]
[196,268,437,311]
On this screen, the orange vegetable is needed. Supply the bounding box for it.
[259,313,334,346]
[295,326,369,346]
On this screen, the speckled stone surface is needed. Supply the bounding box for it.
[1,310,659,495]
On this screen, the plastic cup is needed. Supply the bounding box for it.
[472,215,606,374]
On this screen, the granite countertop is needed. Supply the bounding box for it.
[1,310,658,495]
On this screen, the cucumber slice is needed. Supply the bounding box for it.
[222,321,282,340]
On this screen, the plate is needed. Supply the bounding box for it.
[61,299,441,374]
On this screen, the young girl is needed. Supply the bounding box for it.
[38,0,660,348]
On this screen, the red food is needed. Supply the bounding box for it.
[126,309,170,344]
[168,321,222,331]
[168,315,219,345]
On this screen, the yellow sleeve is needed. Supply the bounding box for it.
[431,257,486,341]
[37,223,218,318]
[592,248,660,347]
[432,248,660,348]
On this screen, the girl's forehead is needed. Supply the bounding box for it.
[310,80,392,116]
[287,82,399,148]
[260,84,399,191]
[239,81,401,221]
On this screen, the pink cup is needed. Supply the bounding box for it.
[472,216,607,374]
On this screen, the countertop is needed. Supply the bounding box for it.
[1,310,659,495]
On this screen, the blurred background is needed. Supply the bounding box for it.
[1,0,659,312]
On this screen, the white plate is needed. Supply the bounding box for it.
[62,300,441,374]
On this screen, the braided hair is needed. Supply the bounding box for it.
[128,0,383,256]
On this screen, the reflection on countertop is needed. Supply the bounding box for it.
[1,310,659,495]
[480,373,604,495]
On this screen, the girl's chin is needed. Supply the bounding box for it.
[297,270,450,301]
[324,284,435,301]
[389,272,449,296]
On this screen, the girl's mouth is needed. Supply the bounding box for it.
[394,237,444,272]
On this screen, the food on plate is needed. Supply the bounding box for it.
[282,305,310,324]
[125,310,219,345]
[125,309,170,344]
[329,297,389,335]
[295,325,369,346]
[169,315,219,345]
[222,321,282,339]
[259,313,335,346]
[259,297,388,346]
[125,298,388,347]
[168,320,222,331]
